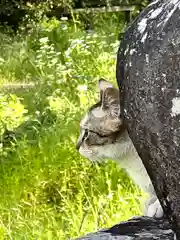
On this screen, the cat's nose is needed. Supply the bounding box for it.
[76,142,80,150]
[76,139,81,150]
[76,134,84,151]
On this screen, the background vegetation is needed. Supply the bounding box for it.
[0,1,149,239]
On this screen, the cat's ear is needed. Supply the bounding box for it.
[98,78,114,91]
[102,88,119,107]
[102,87,120,117]
[98,78,114,101]
[98,78,119,112]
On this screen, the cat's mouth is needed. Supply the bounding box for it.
[79,146,105,163]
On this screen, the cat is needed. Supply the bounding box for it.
[76,78,163,218]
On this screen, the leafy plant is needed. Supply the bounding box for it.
[0,94,28,136]
[0,12,146,239]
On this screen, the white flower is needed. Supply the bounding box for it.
[61,17,68,21]
[39,37,49,44]
[77,85,88,91]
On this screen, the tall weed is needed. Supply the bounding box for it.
[0,14,144,239]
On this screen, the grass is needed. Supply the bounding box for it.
[0,13,144,239]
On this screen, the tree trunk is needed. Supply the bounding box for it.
[116,0,180,238]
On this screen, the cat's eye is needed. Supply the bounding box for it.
[83,129,89,140]
[90,130,107,138]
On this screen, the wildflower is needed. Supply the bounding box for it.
[77,85,88,91]
[61,17,68,21]
[39,37,49,44]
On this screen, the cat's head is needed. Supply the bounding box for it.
[76,79,126,162]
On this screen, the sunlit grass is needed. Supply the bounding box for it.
[0,14,144,239]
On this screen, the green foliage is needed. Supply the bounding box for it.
[0,0,150,32]
[0,94,28,135]
[0,15,146,239]
[0,0,74,30]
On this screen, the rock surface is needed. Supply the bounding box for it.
[75,0,180,239]
[76,216,174,239]
[117,0,180,238]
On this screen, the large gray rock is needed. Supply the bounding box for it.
[117,0,180,238]
[76,217,174,239]
[76,0,180,239]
